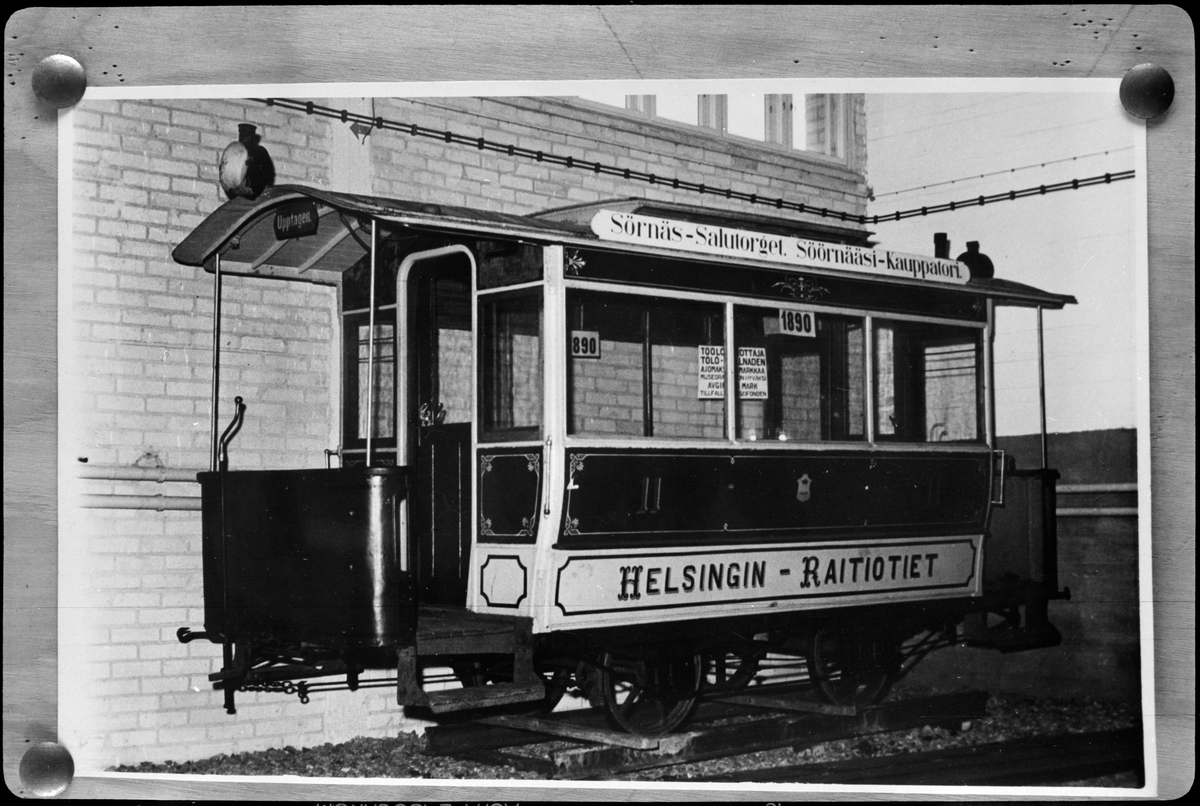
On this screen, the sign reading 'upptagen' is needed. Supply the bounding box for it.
[590,210,970,285]
[273,200,320,240]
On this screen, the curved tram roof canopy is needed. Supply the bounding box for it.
[173,185,1076,310]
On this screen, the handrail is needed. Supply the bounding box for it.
[990,449,1006,506]
[1057,507,1138,518]
[218,396,246,472]
[1056,482,1139,517]
[1057,483,1138,494]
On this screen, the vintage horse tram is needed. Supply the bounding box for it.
[173,184,1074,735]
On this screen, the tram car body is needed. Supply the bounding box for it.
[174,185,1074,734]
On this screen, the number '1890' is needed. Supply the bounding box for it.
[778,308,815,337]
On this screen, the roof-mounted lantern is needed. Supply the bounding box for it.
[218,123,275,201]
[956,240,995,280]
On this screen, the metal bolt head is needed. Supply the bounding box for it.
[32,54,87,109]
[1119,64,1175,120]
[20,742,75,797]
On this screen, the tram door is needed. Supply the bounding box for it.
[406,251,474,606]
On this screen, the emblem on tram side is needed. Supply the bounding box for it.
[772,276,829,302]
[796,474,812,502]
[565,249,586,275]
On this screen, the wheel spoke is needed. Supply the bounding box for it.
[808,630,896,708]
[595,650,700,735]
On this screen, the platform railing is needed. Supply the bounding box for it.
[1056,482,1138,518]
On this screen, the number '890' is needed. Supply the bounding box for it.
[571,330,601,357]
[779,309,815,336]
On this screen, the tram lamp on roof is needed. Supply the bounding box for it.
[956,241,994,280]
[218,124,275,200]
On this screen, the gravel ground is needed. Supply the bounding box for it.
[112,687,1141,786]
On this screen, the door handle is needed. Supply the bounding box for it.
[418,402,445,427]
[991,449,1007,506]
[636,476,662,514]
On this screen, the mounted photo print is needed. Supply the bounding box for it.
[55,76,1153,799]
[8,7,1184,802]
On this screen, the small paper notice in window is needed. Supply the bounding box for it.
[698,344,725,398]
[779,308,816,337]
[738,347,768,398]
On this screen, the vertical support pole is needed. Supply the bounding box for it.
[724,302,736,440]
[366,219,378,466]
[864,314,875,444]
[1037,305,1048,470]
[641,309,653,437]
[209,254,223,473]
[983,299,999,519]
[984,300,996,448]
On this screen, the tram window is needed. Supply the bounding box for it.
[415,271,473,425]
[874,320,982,443]
[734,307,865,442]
[566,291,726,439]
[480,294,543,441]
[341,311,397,451]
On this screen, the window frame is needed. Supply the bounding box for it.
[732,301,868,444]
[871,317,986,446]
[560,276,988,450]
[477,287,546,444]
[340,304,398,463]
[565,287,728,441]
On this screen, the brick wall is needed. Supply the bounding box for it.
[569,341,726,438]
[571,338,644,437]
[66,93,870,769]
[66,98,404,771]
[437,328,474,423]
[367,96,868,218]
[651,345,725,440]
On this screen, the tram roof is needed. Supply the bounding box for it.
[173,185,1076,309]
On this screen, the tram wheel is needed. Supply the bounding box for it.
[587,650,702,736]
[807,630,898,709]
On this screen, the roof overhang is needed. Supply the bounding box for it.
[173,185,1076,309]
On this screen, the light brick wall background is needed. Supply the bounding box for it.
[65,94,868,769]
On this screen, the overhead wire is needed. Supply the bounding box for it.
[872,146,1137,199]
[253,97,1135,226]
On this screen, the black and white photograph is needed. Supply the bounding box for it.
[5,6,1193,801]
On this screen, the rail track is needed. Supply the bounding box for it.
[424,688,1143,785]
[688,726,1145,787]
[424,687,997,780]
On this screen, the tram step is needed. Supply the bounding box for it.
[425,682,546,714]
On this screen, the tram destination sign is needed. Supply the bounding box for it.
[591,210,969,285]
